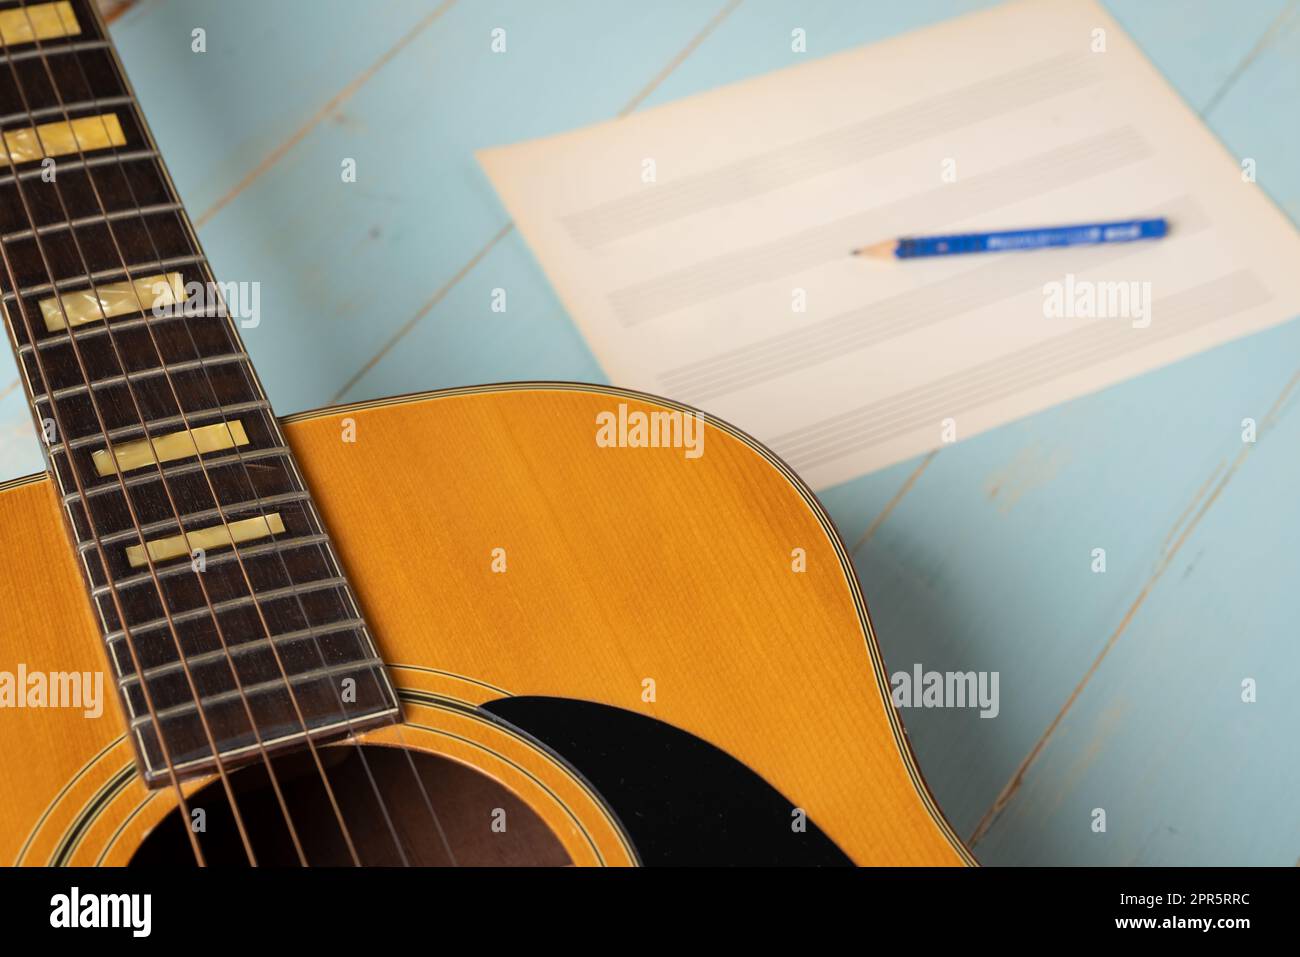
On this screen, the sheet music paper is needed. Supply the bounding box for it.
[479,0,1300,489]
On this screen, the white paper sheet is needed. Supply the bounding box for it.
[479,0,1300,489]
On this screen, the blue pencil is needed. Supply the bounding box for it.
[853,217,1168,259]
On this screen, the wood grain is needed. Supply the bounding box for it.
[0,0,1293,866]
[0,385,968,865]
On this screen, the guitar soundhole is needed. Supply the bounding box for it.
[130,745,573,866]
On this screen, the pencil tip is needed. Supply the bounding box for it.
[852,240,896,259]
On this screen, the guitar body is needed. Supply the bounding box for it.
[0,383,968,866]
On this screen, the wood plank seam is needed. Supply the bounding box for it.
[330,0,747,402]
[0,0,1287,864]
[1199,0,1300,118]
[961,1,1300,848]
[849,450,938,556]
[330,222,516,402]
[967,362,1300,847]
[193,0,459,228]
[616,0,743,117]
[856,2,1300,567]
[330,0,1299,586]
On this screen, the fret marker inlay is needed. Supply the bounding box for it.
[92,419,251,477]
[1,112,125,166]
[40,270,183,332]
[0,3,403,788]
[125,512,286,568]
[0,2,80,46]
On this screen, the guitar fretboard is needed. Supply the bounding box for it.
[0,0,399,785]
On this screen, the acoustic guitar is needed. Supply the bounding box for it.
[0,0,970,866]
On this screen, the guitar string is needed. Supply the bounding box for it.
[83,0,458,866]
[49,0,455,865]
[0,14,300,867]
[7,3,461,868]
[6,4,367,865]
[74,10,459,865]
[0,26,233,867]
[4,9,357,868]
[50,5,416,867]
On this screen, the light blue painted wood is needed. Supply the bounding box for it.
[114,0,446,218]
[336,0,1004,407]
[635,0,999,108]
[821,1,1300,862]
[0,0,457,478]
[849,316,1300,864]
[0,0,1295,867]
[185,0,728,416]
[332,0,1299,862]
[969,318,1300,866]
[0,385,39,476]
[1201,1,1300,217]
[951,1,1300,865]
[0,0,718,474]
[1105,0,1295,112]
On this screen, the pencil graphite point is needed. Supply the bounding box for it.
[851,240,898,258]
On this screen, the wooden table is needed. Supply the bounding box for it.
[1,0,1296,865]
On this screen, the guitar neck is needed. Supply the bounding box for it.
[0,0,399,785]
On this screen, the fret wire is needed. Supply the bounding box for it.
[47,400,274,452]
[174,263,398,685]
[24,3,445,864]
[23,6,394,868]
[0,38,110,66]
[47,398,271,451]
[93,531,330,593]
[85,69,387,662]
[25,307,234,351]
[0,17,276,832]
[132,658,391,726]
[34,349,248,401]
[119,617,368,686]
[0,92,132,127]
[0,7,208,835]
[138,701,403,781]
[10,5,417,853]
[80,488,314,549]
[1,200,183,243]
[0,146,156,186]
[3,23,353,606]
[175,255,438,852]
[5,53,345,812]
[66,23,411,833]
[69,443,293,502]
[1,252,204,300]
[103,576,351,643]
